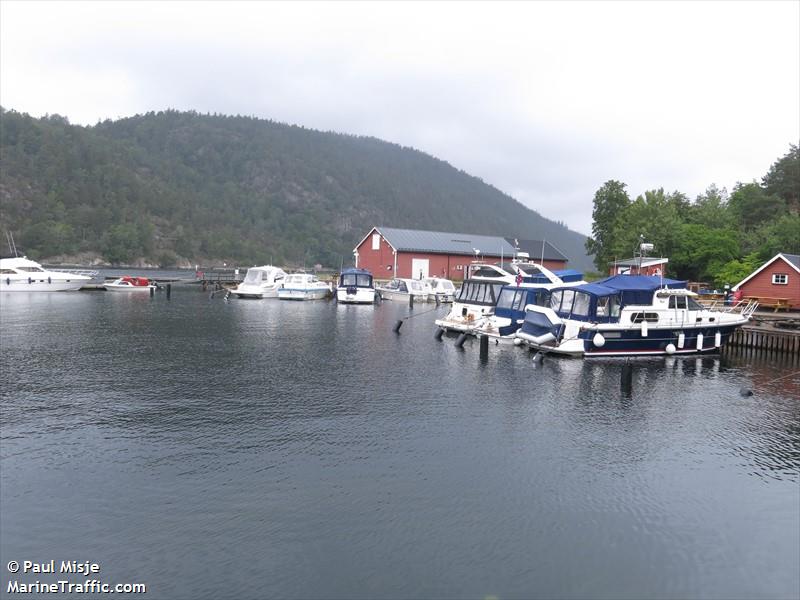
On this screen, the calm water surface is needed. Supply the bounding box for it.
[1,288,798,599]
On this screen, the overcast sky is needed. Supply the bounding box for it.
[2,1,798,236]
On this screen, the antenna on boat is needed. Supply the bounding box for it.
[5,231,18,257]
[541,239,545,265]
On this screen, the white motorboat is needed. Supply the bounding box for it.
[231,265,287,299]
[336,268,376,304]
[104,276,157,292]
[0,256,92,292]
[435,256,586,334]
[424,277,457,303]
[376,278,431,302]
[515,274,756,357]
[277,273,331,301]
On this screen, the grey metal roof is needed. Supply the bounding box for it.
[378,227,516,256]
[506,238,568,262]
[783,253,800,269]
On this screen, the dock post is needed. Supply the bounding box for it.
[621,361,633,397]
[409,294,414,309]
[479,334,489,360]
[149,286,154,297]
[166,283,172,300]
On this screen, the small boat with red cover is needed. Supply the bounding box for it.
[104,276,157,292]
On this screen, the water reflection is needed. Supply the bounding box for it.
[1,289,798,599]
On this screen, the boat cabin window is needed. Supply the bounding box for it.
[687,297,704,311]
[571,292,591,317]
[398,281,408,293]
[410,281,424,291]
[341,273,372,287]
[457,281,501,305]
[0,269,15,274]
[596,295,621,318]
[631,312,659,323]
[550,289,577,314]
[470,266,504,278]
[497,288,525,310]
[668,295,687,310]
[17,266,44,272]
[243,270,264,284]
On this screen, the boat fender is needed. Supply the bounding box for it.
[665,343,676,355]
[28,277,32,284]
[435,328,444,341]
[714,332,721,347]
[455,333,468,348]
[47,276,51,284]
[678,333,685,349]
[513,337,523,346]
[641,319,648,337]
[592,333,605,347]
[5,278,9,286]
[696,333,704,350]
[532,352,544,363]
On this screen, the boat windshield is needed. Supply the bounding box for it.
[341,273,372,287]
[243,269,264,285]
[457,281,503,305]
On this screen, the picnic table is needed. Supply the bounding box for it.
[744,296,791,312]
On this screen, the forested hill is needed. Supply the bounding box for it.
[0,108,593,270]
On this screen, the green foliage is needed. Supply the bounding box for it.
[585,180,630,271]
[586,143,797,283]
[711,252,762,289]
[0,108,593,269]
[762,144,799,210]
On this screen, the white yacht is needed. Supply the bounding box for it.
[277,273,331,301]
[0,256,92,292]
[435,256,585,334]
[336,268,376,304]
[230,265,287,299]
[424,277,457,303]
[515,274,756,357]
[376,278,431,302]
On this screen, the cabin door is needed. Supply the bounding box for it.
[411,258,429,280]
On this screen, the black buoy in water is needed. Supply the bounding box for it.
[435,328,445,341]
[740,387,754,397]
[455,333,468,348]
[393,320,404,333]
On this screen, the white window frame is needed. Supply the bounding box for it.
[372,233,380,251]
[772,273,788,285]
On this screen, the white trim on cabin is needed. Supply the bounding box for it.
[732,253,800,291]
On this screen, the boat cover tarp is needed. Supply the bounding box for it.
[524,269,584,284]
[578,274,685,306]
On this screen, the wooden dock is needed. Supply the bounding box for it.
[727,324,800,354]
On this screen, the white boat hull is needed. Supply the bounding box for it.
[277,287,330,301]
[378,290,430,302]
[104,284,156,292]
[337,288,376,304]
[231,285,280,299]
[1,279,87,292]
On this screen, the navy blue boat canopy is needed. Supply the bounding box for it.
[339,268,373,288]
[546,275,687,323]
[523,268,584,284]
